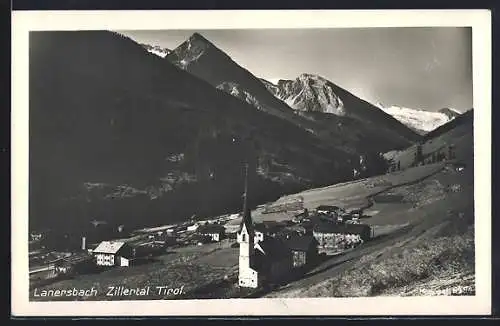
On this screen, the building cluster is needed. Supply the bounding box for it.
[236,204,372,288]
[236,166,373,289]
[29,164,375,293]
[84,214,236,268]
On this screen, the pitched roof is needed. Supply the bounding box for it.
[254,237,291,257]
[282,235,317,251]
[93,241,126,254]
[254,222,267,232]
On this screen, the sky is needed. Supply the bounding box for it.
[118,28,473,112]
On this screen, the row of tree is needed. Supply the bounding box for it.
[412,143,456,167]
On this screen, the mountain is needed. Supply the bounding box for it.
[166,33,302,124]
[384,109,473,170]
[375,104,460,135]
[140,43,171,58]
[439,108,462,120]
[260,75,345,115]
[166,34,420,154]
[423,109,472,141]
[30,31,360,235]
[261,75,420,142]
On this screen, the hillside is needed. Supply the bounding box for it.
[264,108,474,298]
[384,109,473,171]
[30,31,361,236]
[423,109,473,141]
[166,34,420,154]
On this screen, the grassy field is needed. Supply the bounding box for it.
[264,143,474,298]
[225,163,445,232]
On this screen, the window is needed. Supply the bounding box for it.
[242,233,246,241]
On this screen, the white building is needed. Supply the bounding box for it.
[198,224,225,242]
[237,211,260,288]
[92,241,133,267]
[187,223,200,232]
[237,164,294,289]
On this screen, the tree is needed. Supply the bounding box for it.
[359,152,391,178]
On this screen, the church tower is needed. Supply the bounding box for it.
[237,163,259,288]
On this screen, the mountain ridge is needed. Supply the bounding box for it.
[260,74,421,143]
[30,30,361,234]
[374,103,460,135]
[166,34,420,153]
[139,43,171,58]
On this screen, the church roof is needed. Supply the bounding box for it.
[282,235,317,252]
[254,237,291,257]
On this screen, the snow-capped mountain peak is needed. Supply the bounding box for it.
[140,43,171,58]
[376,104,460,134]
[261,74,345,115]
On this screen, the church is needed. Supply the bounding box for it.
[237,164,296,288]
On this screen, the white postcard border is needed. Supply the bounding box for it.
[11,9,492,316]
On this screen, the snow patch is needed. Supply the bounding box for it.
[378,105,454,132]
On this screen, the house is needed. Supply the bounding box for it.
[312,222,371,253]
[292,209,310,223]
[197,224,225,242]
[349,209,364,219]
[54,253,94,275]
[253,223,266,243]
[187,223,200,232]
[316,205,345,217]
[281,235,318,269]
[92,241,133,267]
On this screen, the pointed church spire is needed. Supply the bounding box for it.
[241,163,254,232]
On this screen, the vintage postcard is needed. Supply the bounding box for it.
[11,9,491,316]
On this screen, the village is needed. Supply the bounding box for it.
[29,166,376,297]
[28,143,465,299]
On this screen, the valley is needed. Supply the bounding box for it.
[29,30,422,235]
[29,138,474,300]
[27,30,475,301]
